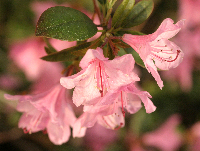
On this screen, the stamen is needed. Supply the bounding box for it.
[121,91,125,117]
[102,116,113,129]
[114,123,124,130]
[166,50,181,62]
[99,62,104,97]
[151,50,181,63]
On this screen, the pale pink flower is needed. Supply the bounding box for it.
[4,83,76,145]
[142,114,183,151]
[60,47,139,107]
[122,18,184,89]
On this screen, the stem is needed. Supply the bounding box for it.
[43,38,57,53]
[105,8,112,24]
[92,0,102,23]
[87,37,101,49]
[109,36,122,40]
[111,0,118,6]
[98,30,106,32]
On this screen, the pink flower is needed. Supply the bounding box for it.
[60,47,139,107]
[122,18,184,89]
[142,114,183,151]
[4,83,76,145]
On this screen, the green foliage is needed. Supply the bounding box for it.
[112,0,135,28]
[121,0,154,28]
[35,6,97,41]
[41,42,92,62]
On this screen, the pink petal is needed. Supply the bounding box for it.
[80,48,108,69]
[47,121,70,145]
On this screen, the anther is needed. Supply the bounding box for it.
[166,50,181,62]
[99,62,104,97]
[121,91,125,117]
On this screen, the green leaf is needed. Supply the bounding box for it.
[41,42,92,62]
[121,0,154,28]
[98,0,106,5]
[35,6,98,41]
[112,0,135,28]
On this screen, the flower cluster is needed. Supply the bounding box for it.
[4,1,185,146]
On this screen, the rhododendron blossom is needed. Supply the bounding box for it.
[122,18,184,89]
[60,47,139,107]
[4,83,76,145]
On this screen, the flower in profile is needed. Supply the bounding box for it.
[122,18,184,89]
[60,47,139,107]
[4,83,76,145]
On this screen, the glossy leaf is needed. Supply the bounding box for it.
[112,0,135,28]
[122,0,154,28]
[35,6,98,41]
[41,42,92,62]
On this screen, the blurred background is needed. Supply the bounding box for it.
[0,0,200,150]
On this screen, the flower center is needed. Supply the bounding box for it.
[23,113,43,134]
